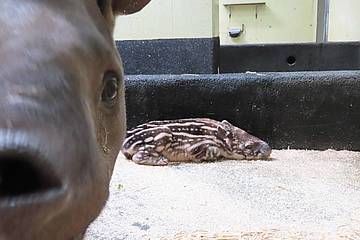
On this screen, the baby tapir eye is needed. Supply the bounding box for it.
[101,72,119,105]
[244,141,255,149]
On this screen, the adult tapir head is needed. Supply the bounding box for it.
[0,0,150,239]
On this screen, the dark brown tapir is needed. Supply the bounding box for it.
[0,0,150,239]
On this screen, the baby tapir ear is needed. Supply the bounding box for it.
[112,0,151,15]
[217,125,233,151]
[217,125,233,139]
[221,120,234,131]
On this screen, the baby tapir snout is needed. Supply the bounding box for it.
[254,141,272,159]
[244,140,272,159]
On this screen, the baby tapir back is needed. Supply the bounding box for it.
[122,118,271,166]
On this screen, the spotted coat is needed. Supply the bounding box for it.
[121,118,271,166]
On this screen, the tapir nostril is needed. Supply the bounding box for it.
[0,151,62,199]
[256,143,272,158]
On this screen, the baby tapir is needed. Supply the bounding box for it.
[122,118,272,166]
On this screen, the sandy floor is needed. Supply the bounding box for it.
[85,150,360,240]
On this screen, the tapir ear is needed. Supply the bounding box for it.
[112,0,151,15]
[217,125,233,151]
[217,125,233,139]
[221,120,233,132]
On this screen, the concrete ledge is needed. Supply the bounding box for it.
[125,71,360,150]
[117,38,219,75]
[220,42,360,73]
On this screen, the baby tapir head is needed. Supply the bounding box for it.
[217,120,271,160]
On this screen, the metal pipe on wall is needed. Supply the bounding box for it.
[316,0,330,43]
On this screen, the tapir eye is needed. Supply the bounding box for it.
[245,142,254,149]
[101,73,119,104]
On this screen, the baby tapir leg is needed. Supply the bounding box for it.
[123,126,173,166]
[132,149,169,166]
[205,146,221,161]
[191,143,222,162]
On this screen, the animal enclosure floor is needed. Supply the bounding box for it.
[85,150,360,239]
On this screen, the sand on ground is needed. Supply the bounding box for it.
[85,150,360,240]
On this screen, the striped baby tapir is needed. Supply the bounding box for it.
[121,118,272,166]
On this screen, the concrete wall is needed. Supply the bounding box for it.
[219,0,317,45]
[114,0,219,75]
[114,0,360,44]
[220,42,360,73]
[114,0,219,40]
[328,0,360,42]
